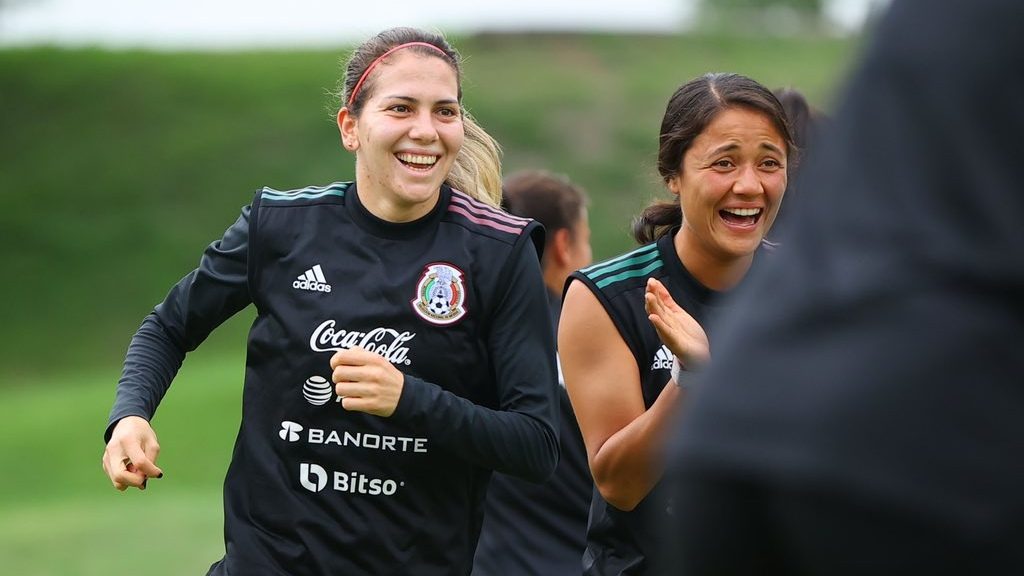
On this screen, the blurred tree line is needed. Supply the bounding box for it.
[0,33,858,384]
[696,0,886,35]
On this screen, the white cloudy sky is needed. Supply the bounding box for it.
[0,0,887,50]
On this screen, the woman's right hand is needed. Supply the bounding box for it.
[644,277,710,370]
[330,346,405,417]
[102,416,164,491]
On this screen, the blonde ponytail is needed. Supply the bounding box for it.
[447,113,503,207]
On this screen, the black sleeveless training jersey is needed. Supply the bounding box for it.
[567,230,726,576]
[473,290,593,576]
[106,182,560,576]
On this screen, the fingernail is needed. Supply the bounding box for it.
[142,479,148,490]
[157,473,164,479]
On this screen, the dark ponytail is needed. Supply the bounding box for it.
[632,201,681,244]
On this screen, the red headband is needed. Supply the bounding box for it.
[347,41,450,108]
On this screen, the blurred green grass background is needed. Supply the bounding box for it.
[0,33,857,574]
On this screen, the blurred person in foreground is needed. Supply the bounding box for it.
[559,73,794,575]
[664,0,1024,573]
[100,27,559,576]
[473,170,594,575]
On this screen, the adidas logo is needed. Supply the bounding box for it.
[651,345,673,371]
[293,264,332,293]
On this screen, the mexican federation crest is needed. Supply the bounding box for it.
[411,263,467,325]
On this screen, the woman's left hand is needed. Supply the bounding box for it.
[644,277,710,370]
[330,347,405,417]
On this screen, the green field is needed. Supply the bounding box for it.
[0,32,858,574]
[0,348,241,575]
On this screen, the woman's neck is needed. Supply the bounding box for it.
[673,229,755,292]
[355,174,441,224]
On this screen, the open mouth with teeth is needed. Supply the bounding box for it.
[396,153,439,171]
[719,207,763,228]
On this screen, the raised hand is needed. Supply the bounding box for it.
[644,277,710,370]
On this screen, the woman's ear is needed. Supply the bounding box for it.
[667,176,681,196]
[337,107,359,151]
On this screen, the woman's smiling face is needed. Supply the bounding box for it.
[669,106,788,260]
[339,51,464,223]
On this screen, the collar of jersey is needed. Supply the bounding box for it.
[346,182,450,241]
[658,228,723,309]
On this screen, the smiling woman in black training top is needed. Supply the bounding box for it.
[100,27,558,576]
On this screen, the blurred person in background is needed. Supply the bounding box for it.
[772,87,816,152]
[769,86,828,236]
[474,169,593,575]
[558,73,794,575]
[664,0,1024,573]
[100,26,559,576]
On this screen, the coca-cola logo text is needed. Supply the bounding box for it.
[309,321,414,365]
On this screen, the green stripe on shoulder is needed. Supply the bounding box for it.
[261,182,350,201]
[594,259,663,289]
[581,243,659,281]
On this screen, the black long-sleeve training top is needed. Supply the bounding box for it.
[107,182,560,576]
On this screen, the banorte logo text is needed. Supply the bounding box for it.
[310,321,415,365]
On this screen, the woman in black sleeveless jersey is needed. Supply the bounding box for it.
[100,27,559,576]
[559,73,794,575]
